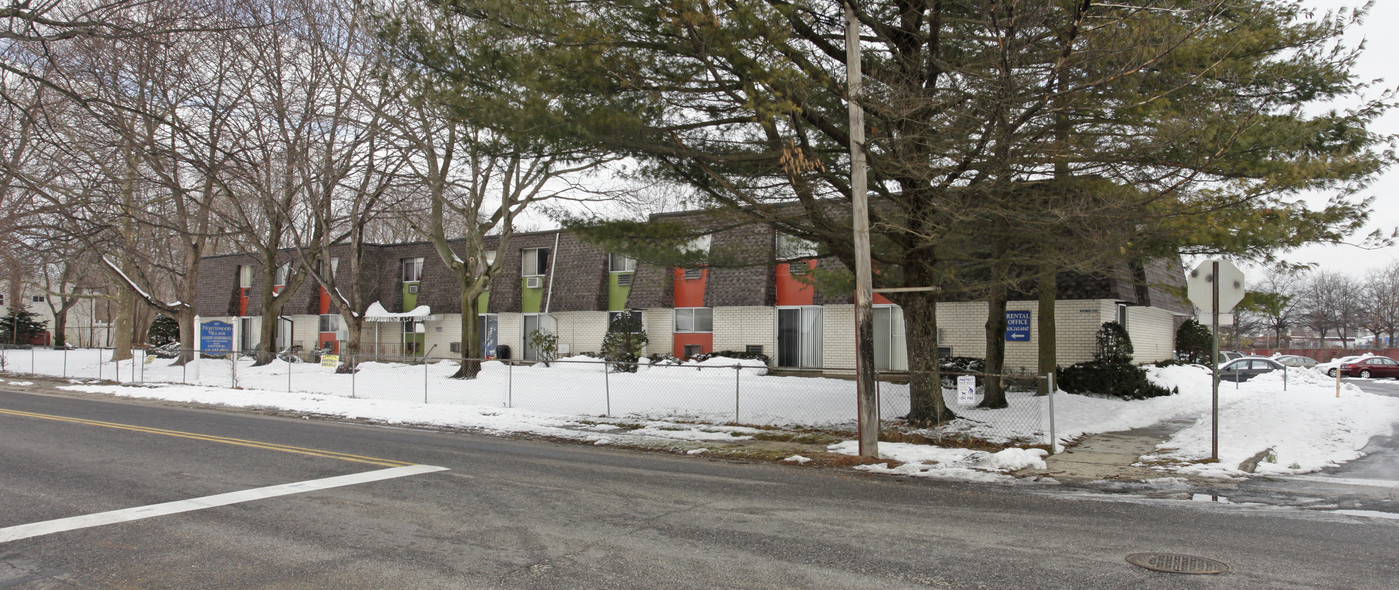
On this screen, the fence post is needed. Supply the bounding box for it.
[604,360,611,417]
[31,347,35,374]
[351,353,356,399]
[733,363,744,425]
[1047,372,1058,455]
[507,360,513,408]
[97,349,102,381]
[182,351,187,384]
[424,358,429,404]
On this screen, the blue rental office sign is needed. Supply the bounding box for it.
[201,320,234,354]
[1005,311,1031,342]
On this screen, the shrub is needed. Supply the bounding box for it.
[695,350,773,364]
[601,313,648,372]
[1174,318,1213,364]
[148,314,180,346]
[527,329,558,366]
[1094,321,1133,363]
[1058,360,1176,400]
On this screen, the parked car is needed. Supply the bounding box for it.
[1218,357,1285,382]
[1338,356,1399,379]
[1273,354,1318,368]
[1218,350,1245,364]
[1315,354,1375,378]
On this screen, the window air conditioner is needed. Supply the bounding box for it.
[408,284,419,294]
[525,276,543,289]
[617,273,632,286]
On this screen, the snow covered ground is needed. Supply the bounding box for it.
[1,348,1395,483]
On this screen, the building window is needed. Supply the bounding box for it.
[239,265,253,288]
[522,248,548,277]
[608,310,642,330]
[683,344,703,358]
[609,254,636,273]
[0,294,5,305]
[273,263,290,286]
[319,314,339,333]
[31,295,45,303]
[674,307,713,333]
[1117,303,1128,328]
[777,233,819,260]
[402,257,424,282]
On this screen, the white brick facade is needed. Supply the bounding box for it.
[713,306,776,356]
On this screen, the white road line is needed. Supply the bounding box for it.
[1269,474,1399,489]
[0,464,449,544]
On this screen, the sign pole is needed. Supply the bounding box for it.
[193,315,201,382]
[1211,261,1219,463]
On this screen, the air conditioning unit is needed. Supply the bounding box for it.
[684,268,703,280]
[616,273,633,286]
[525,276,543,289]
[407,284,419,294]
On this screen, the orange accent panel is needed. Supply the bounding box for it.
[239,288,248,316]
[317,334,339,354]
[673,332,712,358]
[319,288,330,314]
[874,293,893,305]
[776,261,816,306]
[272,285,284,295]
[673,268,707,308]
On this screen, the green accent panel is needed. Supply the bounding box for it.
[521,278,543,313]
[478,291,490,312]
[608,273,632,310]
[402,282,419,311]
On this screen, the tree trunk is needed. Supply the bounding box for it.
[981,280,1009,409]
[111,286,134,362]
[901,292,955,426]
[451,287,483,379]
[337,316,362,374]
[1037,264,1057,395]
[176,312,195,366]
[53,309,68,348]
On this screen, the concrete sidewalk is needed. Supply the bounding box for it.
[1020,421,1194,482]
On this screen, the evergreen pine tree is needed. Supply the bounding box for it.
[0,305,49,345]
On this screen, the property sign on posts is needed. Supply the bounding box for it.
[321,354,339,368]
[1005,311,1031,342]
[956,375,977,406]
[200,321,233,355]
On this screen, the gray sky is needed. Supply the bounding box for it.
[1280,1,1399,276]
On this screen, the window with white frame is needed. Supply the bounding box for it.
[522,248,548,277]
[273,263,290,286]
[402,257,424,282]
[319,313,339,333]
[674,308,713,333]
[238,265,253,288]
[609,253,636,273]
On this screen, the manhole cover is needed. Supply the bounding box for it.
[1126,553,1229,575]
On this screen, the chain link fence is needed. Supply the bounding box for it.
[0,347,1055,447]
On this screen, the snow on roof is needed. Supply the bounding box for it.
[364,301,432,321]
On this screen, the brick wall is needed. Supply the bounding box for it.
[549,311,610,356]
[642,308,674,358]
[712,306,775,356]
[1126,305,1178,363]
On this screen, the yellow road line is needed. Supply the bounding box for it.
[0,408,412,467]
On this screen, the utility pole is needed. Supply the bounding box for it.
[846,1,878,458]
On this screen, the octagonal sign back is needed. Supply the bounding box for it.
[1187,260,1245,314]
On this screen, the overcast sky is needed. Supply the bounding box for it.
[1277,1,1399,277]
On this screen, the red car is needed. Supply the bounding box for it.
[1339,356,1399,379]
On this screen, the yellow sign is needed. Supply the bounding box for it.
[321,354,339,368]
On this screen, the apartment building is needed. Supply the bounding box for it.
[195,215,1190,369]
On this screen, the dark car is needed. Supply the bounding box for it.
[1339,356,1399,379]
[1218,357,1285,382]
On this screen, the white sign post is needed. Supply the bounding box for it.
[1186,260,1245,462]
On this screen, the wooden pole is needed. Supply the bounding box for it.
[846,1,878,458]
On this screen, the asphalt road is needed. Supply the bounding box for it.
[1,389,1396,589]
